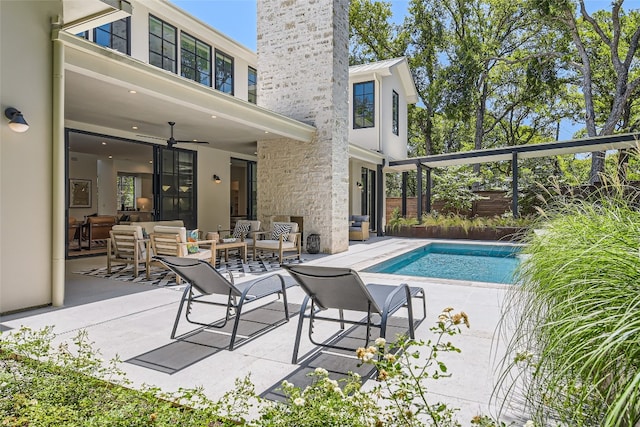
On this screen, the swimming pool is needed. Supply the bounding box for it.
[365,242,522,284]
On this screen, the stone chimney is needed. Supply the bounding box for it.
[256,0,350,254]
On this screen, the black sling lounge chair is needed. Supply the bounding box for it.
[154,256,291,351]
[283,265,426,364]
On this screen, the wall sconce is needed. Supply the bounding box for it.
[356,181,363,190]
[4,107,29,133]
[213,174,222,184]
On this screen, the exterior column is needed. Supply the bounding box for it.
[416,163,423,221]
[512,152,519,218]
[256,0,350,253]
[425,167,432,214]
[401,172,407,216]
[52,34,65,306]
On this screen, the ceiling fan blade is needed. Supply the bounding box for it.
[174,140,210,144]
[136,134,166,141]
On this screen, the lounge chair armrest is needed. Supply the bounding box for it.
[241,273,288,300]
[381,282,413,316]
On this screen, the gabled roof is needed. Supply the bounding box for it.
[349,57,419,104]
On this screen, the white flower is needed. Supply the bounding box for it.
[333,386,344,396]
[314,367,328,376]
[281,380,293,388]
[293,397,305,406]
[523,421,535,427]
[362,352,374,362]
[325,378,339,388]
[375,337,386,347]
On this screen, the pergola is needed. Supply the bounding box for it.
[387,133,640,219]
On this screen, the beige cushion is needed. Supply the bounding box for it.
[255,240,297,250]
[112,224,144,240]
[138,220,184,235]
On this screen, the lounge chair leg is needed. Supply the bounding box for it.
[171,286,191,339]
[292,296,311,364]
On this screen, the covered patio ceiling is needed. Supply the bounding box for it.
[58,30,316,158]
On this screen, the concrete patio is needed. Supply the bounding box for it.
[0,237,522,425]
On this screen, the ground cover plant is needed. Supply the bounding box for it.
[0,309,486,426]
[495,184,640,426]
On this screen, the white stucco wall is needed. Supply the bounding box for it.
[1,1,60,313]
[127,0,256,101]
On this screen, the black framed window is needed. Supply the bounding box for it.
[94,17,130,54]
[181,32,211,86]
[248,66,257,104]
[215,50,234,94]
[76,31,89,39]
[353,81,375,129]
[149,15,177,73]
[392,90,399,136]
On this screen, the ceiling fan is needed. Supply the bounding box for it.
[141,121,210,148]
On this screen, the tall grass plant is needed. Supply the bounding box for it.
[495,182,640,426]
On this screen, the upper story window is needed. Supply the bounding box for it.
[94,17,130,54]
[149,15,177,73]
[353,81,375,129]
[248,66,257,104]
[181,32,211,86]
[392,90,399,136]
[215,50,234,94]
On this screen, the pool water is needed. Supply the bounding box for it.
[365,242,521,284]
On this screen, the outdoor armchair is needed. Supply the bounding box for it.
[253,221,301,264]
[217,220,261,249]
[107,225,151,279]
[283,265,426,364]
[154,256,291,351]
[348,215,370,241]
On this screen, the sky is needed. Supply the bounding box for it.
[170,0,618,141]
[170,0,410,51]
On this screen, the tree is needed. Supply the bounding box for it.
[535,0,640,183]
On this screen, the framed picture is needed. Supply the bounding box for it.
[69,179,92,208]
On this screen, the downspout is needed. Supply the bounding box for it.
[373,72,382,153]
[51,25,65,307]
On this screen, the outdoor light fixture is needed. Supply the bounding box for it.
[4,107,29,133]
[213,174,222,184]
[356,181,363,189]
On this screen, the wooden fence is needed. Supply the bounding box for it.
[386,191,511,224]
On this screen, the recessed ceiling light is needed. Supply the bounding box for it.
[264,131,269,134]
[193,139,198,142]
[101,142,107,145]
[211,115,217,119]
[108,155,113,159]
[132,126,138,130]
[149,160,153,164]
[129,90,137,94]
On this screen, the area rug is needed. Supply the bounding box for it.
[74,254,304,290]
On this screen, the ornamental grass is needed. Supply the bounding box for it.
[495,184,640,426]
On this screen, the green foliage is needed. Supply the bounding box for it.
[387,207,420,232]
[0,311,501,426]
[0,327,247,426]
[496,183,640,426]
[432,167,485,214]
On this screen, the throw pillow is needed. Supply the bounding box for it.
[186,229,199,254]
[271,223,292,241]
[233,222,251,239]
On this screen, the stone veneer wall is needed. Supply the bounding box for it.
[256,0,350,254]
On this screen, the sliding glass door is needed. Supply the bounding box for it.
[155,147,197,229]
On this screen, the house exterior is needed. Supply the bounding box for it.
[0,0,416,314]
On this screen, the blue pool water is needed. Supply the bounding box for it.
[365,242,521,284]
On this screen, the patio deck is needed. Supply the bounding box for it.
[0,237,523,424]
